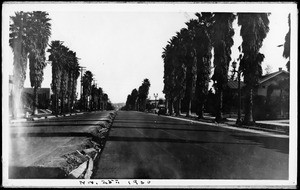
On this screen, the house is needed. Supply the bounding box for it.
[22,88,52,109]
[222,67,289,120]
[254,68,289,119]
[256,68,289,98]
[9,74,52,114]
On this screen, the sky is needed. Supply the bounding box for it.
[2,2,295,103]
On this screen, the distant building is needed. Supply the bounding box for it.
[9,75,52,113]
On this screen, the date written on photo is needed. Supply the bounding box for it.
[78,179,152,186]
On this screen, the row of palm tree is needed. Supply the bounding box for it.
[279,13,290,72]
[124,79,151,111]
[162,12,270,125]
[9,11,113,118]
[47,40,80,114]
[10,11,51,118]
[80,70,111,111]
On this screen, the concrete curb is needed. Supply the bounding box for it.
[67,147,100,179]
[10,112,86,123]
[66,112,117,179]
[252,123,289,134]
[10,118,27,123]
[155,113,289,135]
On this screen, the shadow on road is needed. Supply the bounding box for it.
[113,120,189,125]
[231,135,289,154]
[112,125,227,133]
[107,136,258,146]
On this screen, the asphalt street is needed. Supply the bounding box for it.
[93,111,289,179]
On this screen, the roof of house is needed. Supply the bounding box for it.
[227,80,245,89]
[259,69,289,84]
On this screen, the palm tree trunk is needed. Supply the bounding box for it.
[70,79,75,113]
[243,87,254,125]
[143,100,147,112]
[165,99,168,113]
[177,99,182,116]
[67,73,72,113]
[60,91,64,114]
[215,89,223,122]
[175,99,181,116]
[12,84,22,119]
[32,86,38,115]
[98,98,101,110]
[185,75,193,117]
[186,99,192,117]
[197,100,204,119]
[84,96,87,111]
[52,92,58,115]
[67,94,71,113]
[168,98,174,115]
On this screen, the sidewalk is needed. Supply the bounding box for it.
[226,118,289,134]
[9,109,85,123]
[172,113,289,135]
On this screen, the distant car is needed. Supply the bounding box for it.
[150,108,159,114]
[157,105,167,115]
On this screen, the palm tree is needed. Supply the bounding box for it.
[9,11,30,118]
[131,89,139,110]
[162,41,176,115]
[172,34,187,116]
[59,45,70,114]
[211,13,236,122]
[162,35,186,116]
[194,12,214,119]
[125,94,131,110]
[237,13,270,125]
[48,40,64,115]
[138,79,151,111]
[71,58,80,112]
[82,70,93,110]
[180,27,197,117]
[28,11,51,115]
[65,50,79,113]
[97,87,103,110]
[283,14,290,71]
[96,87,102,110]
[102,93,108,110]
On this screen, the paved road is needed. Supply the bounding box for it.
[93,111,289,179]
[8,111,112,178]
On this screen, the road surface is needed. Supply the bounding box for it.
[93,111,288,179]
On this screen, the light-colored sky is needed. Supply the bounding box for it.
[2,3,294,103]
